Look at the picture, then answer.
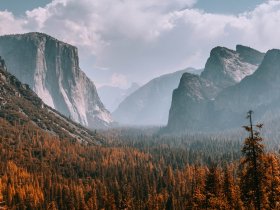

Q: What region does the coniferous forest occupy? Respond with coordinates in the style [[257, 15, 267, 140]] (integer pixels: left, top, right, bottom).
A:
[[1, 112, 280, 210]]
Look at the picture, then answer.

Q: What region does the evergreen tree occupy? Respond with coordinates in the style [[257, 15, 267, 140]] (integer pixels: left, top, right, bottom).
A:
[[204, 164, 225, 209], [240, 110, 265, 210]]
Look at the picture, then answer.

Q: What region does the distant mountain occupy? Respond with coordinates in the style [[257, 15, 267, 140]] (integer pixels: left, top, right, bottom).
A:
[[166, 45, 265, 132], [98, 83, 139, 112], [0, 32, 113, 128], [0, 57, 102, 144], [113, 68, 198, 125]]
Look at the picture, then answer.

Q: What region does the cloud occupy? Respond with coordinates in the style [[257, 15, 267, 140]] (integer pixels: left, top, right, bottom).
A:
[[0, 11, 25, 34], [1, 0, 280, 87]]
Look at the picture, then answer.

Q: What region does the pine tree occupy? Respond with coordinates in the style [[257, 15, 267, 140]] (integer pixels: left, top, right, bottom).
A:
[[204, 164, 225, 209], [240, 110, 266, 210]]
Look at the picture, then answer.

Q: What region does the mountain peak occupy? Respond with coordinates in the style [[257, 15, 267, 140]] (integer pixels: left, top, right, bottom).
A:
[[252, 49, 280, 80], [201, 45, 261, 88], [179, 72, 200, 87], [210, 46, 235, 58], [236, 44, 256, 52], [178, 72, 219, 100], [257, 49, 280, 72], [265, 48, 280, 57], [2, 32, 77, 51]]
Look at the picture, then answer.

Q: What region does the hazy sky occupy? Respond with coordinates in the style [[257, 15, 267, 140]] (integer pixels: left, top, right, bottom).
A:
[[1, 0, 278, 88]]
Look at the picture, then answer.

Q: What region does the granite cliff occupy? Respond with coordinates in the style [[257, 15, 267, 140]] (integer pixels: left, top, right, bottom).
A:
[[0, 32, 113, 128]]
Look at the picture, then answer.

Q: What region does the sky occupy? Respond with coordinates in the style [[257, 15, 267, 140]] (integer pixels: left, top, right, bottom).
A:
[[1, 0, 279, 88]]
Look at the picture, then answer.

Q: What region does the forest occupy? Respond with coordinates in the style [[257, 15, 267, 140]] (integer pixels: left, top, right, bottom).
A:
[[1, 114, 280, 210]]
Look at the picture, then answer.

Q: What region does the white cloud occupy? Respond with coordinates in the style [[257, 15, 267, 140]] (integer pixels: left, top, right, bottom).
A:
[[1, 0, 280, 87], [24, 0, 196, 45], [0, 11, 25, 35]]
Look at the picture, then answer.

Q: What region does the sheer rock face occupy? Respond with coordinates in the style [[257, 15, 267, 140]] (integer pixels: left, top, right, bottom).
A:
[[0, 32, 112, 128], [166, 45, 266, 132]]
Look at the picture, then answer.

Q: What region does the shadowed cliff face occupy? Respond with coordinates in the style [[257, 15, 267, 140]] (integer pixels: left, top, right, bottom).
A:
[[167, 73, 219, 131], [166, 45, 267, 133], [0, 32, 113, 128]]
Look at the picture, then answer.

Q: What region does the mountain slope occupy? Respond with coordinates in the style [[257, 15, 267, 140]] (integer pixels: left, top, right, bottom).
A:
[[166, 45, 265, 132], [0, 56, 102, 144], [0, 32, 112, 128], [113, 69, 197, 125]]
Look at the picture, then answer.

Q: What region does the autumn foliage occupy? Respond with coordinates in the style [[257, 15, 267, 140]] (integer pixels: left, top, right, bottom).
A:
[[1, 117, 280, 209]]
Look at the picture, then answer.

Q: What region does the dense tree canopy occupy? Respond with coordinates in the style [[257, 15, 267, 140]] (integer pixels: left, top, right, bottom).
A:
[[0, 117, 280, 209]]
